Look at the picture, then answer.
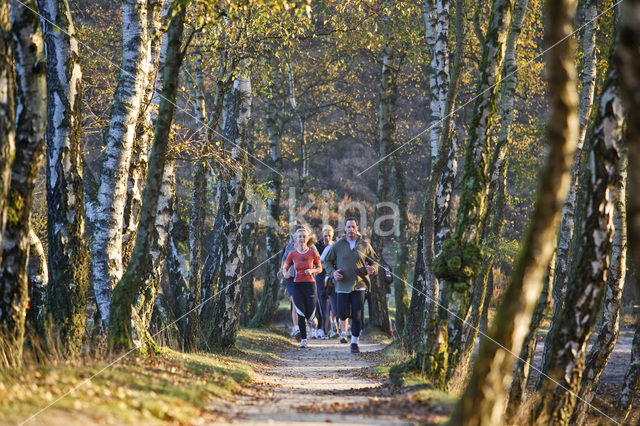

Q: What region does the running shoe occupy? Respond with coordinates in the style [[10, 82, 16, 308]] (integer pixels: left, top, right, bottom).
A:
[[299, 339, 308, 348], [350, 343, 360, 354], [340, 332, 348, 344], [311, 328, 317, 339], [293, 326, 301, 342], [329, 330, 337, 339], [317, 329, 326, 339]]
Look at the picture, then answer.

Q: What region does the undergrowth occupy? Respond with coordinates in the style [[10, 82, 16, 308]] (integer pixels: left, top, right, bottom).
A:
[[0, 327, 290, 425]]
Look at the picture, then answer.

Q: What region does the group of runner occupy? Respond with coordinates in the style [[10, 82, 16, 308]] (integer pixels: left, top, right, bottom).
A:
[[280, 217, 390, 354]]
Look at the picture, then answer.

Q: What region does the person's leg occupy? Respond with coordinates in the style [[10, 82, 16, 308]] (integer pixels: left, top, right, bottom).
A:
[[291, 284, 308, 342], [350, 290, 366, 342], [337, 293, 350, 343], [290, 297, 298, 328]]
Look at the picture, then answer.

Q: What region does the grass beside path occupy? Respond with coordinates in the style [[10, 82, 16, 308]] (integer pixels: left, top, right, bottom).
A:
[[0, 327, 290, 425]]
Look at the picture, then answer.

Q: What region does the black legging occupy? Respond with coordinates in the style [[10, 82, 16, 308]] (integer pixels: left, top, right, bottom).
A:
[[291, 281, 317, 340], [337, 290, 366, 338]]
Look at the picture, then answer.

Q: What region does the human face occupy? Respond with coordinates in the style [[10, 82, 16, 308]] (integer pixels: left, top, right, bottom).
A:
[[344, 220, 358, 240], [323, 228, 334, 245], [295, 230, 309, 248]]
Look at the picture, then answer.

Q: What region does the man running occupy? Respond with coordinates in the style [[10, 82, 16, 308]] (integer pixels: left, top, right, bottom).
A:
[[322, 217, 378, 354]]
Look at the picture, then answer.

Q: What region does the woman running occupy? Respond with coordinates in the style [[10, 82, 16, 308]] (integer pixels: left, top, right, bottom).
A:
[[282, 227, 323, 348]]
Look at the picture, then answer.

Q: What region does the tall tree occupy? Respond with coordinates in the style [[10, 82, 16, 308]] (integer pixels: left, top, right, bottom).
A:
[[612, 0, 640, 421], [250, 78, 285, 327], [108, 3, 185, 351], [534, 63, 623, 425], [206, 73, 252, 350], [91, 0, 156, 330], [452, 0, 579, 420], [450, 0, 529, 385], [426, 0, 514, 386], [370, 0, 396, 333], [121, 0, 168, 268], [571, 147, 627, 425], [540, 0, 599, 370], [38, 0, 89, 357], [0, 0, 35, 368]]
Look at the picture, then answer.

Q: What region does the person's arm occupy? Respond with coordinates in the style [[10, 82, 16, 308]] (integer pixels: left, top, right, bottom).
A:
[[282, 252, 294, 279], [306, 251, 323, 275], [323, 243, 339, 279], [365, 243, 378, 275]]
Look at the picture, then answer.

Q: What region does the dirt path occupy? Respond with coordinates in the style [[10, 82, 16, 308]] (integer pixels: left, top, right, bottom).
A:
[[210, 335, 445, 425]]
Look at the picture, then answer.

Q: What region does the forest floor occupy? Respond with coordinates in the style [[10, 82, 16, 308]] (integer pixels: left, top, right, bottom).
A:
[[1, 325, 637, 425], [208, 328, 452, 425]]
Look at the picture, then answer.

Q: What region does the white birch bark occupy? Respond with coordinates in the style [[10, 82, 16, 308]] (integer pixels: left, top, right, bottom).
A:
[[122, 0, 166, 267], [0, 0, 14, 267], [208, 74, 251, 350], [616, 0, 640, 421], [535, 61, 623, 426], [0, 0, 45, 367], [108, 5, 185, 351], [26, 229, 47, 331], [37, 0, 89, 357], [451, 0, 577, 421], [571, 147, 627, 425], [92, 0, 153, 330], [544, 0, 599, 361]]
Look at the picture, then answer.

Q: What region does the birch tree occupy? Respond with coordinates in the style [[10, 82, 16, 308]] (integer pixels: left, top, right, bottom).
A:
[[412, 0, 465, 375], [38, 0, 89, 357], [571, 147, 627, 425], [534, 64, 623, 426], [108, 4, 186, 351], [0, 0, 21, 367], [122, 0, 167, 267], [206, 73, 252, 350], [1, 0, 47, 357], [251, 81, 285, 327], [371, 1, 396, 333], [91, 0, 155, 330], [540, 0, 599, 370], [452, 0, 579, 421], [613, 0, 640, 421], [426, 0, 514, 386], [449, 0, 529, 384]]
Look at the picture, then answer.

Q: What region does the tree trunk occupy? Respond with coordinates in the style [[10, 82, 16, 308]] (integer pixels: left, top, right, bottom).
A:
[[448, 0, 528, 385], [207, 73, 251, 350], [251, 88, 284, 327], [38, 0, 89, 358], [391, 151, 409, 335], [0, 0, 45, 368], [26, 230, 47, 337], [371, 5, 395, 333], [91, 0, 153, 330], [616, 1, 640, 420], [165, 223, 188, 339], [618, 0, 640, 313], [542, 0, 599, 369], [571, 147, 627, 425], [122, 0, 166, 268], [130, 156, 176, 348], [286, 61, 307, 227], [0, 0, 14, 267], [451, 0, 579, 422], [403, 218, 426, 351], [239, 200, 258, 326], [505, 250, 554, 420], [422, 0, 450, 164], [428, 0, 514, 387], [534, 62, 623, 425], [617, 320, 640, 423], [108, 5, 185, 351]]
